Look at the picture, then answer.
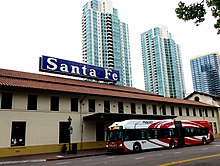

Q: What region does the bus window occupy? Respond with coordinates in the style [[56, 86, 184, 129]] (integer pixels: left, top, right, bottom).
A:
[[146, 130, 151, 139], [151, 129, 158, 139], [190, 128, 197, 136], [200, 128, 208, 135], [123, 130, 130, 141], [183, 128, 190, 137], [164, 129, 170, 138], [169, 129, 176, 138], [141, 130, 146, 140], [118, 130, 123, 140], [132, 130, 141, 140], [107, 130, 122, 142], [183, 127, 208, 137]]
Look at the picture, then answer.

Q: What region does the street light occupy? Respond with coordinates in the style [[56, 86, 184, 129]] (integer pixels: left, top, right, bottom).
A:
[[67, 116, 72, 153]]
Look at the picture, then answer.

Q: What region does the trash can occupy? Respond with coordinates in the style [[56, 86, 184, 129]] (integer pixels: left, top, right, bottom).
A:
[[71, 143, 77, 154]]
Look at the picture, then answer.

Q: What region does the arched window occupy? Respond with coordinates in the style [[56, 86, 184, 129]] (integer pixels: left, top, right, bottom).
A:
[[194, 96, 200, 102]]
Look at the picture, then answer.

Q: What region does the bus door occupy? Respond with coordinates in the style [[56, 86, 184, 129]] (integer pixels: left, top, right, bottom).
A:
[[174, 120, 185, 147]]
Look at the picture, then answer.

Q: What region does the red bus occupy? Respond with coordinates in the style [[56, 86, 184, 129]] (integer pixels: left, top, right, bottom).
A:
[[106, 119, 214, 153]]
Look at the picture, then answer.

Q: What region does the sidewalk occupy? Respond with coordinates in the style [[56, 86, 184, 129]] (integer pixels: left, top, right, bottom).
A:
[[0, 148, 107, 165]]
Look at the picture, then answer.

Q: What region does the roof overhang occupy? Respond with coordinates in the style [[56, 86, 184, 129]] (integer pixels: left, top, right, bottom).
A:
[[83, 113, 177, 122]]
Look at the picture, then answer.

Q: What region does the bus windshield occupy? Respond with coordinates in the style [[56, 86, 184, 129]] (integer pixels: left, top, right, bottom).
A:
[[107, 130, 123, 142]]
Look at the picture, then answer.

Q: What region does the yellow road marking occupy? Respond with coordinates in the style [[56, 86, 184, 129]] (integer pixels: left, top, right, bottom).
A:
[[158, 153, 220, 166]]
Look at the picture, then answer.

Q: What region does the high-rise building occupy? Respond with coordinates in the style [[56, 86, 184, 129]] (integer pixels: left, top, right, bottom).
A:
[[141, 26, 185, 98], [190, 52, 220, 96], [82, 0, 132, 86]]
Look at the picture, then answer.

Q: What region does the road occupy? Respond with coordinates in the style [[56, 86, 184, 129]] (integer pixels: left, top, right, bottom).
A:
[[6, 141, 220, 166]]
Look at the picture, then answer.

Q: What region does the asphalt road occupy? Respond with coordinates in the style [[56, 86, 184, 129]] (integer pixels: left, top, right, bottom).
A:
[[7, 141, 220, 166]]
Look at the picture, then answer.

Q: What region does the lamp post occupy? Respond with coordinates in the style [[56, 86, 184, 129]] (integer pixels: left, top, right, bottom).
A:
[[67, 116, 72, 153]]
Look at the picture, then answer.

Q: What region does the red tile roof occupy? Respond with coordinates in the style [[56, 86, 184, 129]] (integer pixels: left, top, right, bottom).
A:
[[185, 91, 220, 100], [0, 68, 214, 107]]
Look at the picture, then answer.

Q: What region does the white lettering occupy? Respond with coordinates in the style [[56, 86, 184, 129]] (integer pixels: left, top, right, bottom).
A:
[[82, 65, 87, 75], [104, 69, 111, 79], [112, 73, 118, 81], [89, 69, 97, 77], [60, 64, 69, 72], [42, 56, 120, 82], [143, 121, 153, 124], [71, 65, 80, 74], [46, 58, 57, 70]]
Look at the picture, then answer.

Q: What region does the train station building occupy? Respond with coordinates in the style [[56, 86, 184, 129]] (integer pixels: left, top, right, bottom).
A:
[[0, 68, 219, 157]]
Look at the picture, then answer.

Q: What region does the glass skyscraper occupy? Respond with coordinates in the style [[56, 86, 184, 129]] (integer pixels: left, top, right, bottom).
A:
[[141, 26, 185, 98], [190, 52, 220, 96], [82, 0, 132, 86]]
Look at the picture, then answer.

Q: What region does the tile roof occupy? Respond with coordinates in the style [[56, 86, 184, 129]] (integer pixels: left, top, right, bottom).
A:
[[185, 91, 220, 100], [0, 68, 214, 107]]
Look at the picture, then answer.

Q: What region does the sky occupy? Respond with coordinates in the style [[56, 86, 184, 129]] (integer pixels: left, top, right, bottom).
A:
[[0, 0, 219, 94]]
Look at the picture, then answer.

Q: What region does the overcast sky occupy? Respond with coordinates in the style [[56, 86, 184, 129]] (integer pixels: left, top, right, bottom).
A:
[[0, 0, 219, 94]]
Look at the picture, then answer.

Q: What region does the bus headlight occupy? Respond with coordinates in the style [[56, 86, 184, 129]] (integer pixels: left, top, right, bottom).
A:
[[119, 144, 122, 147]]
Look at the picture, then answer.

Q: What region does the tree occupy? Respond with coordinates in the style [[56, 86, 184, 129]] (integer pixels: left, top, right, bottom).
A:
[[175, 0, 220, 34]]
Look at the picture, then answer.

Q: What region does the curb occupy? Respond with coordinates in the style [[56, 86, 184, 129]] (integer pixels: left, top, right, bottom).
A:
[[0, 152, 107, 165], [0, 159, 46, 165]]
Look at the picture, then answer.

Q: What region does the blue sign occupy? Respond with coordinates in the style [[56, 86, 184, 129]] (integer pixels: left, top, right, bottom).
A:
[[39, 55, 120, 82]]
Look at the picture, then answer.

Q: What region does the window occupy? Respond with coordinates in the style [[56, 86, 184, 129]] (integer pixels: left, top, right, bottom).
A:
[[131, 103, 136, 114], [104, 100, 110, 113], [118, 102, 124, 113], [199, 109, 202, 117], [183, 127, 208, 137], [211, 110, 215, 117], [205, 109, 208, 117], [179, 107, 182, 116], [51, 96, 59, 111], [71, 98, 78, 112], [153, 105, 157, 115], [1, 92, 12, 109], [171, 106, 175, 115], [194, 96, 200, 101], [121, 128, 176, 141], [59, 122, 70, 143], [89, 99, 95, 112], [161, 105, 166, 115], [186, 107, 190, 116], [27, 94, 37, 110], [11, 122, 26, 146], [142, 104, 147, 114], [193, 108, 196, 116]]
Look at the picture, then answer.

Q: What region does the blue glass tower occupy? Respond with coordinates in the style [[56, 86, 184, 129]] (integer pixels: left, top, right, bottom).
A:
[[190, 52, 220, 96], [141, 26, 185, 98], [82, 0, 132, 86]]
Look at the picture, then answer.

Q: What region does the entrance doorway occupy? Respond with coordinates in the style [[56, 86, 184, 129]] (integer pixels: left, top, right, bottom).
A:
[[59, 122, 70, 143]]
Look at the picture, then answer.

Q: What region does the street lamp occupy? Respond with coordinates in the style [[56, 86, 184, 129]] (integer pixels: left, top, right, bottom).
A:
[[67, 116, 72, 153]]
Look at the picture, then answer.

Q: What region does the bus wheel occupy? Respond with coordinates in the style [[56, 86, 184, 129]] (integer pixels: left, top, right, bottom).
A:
[[133, 143, 141, 153], [169, 140, 175, 149], [202, 138, 207, 145]]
